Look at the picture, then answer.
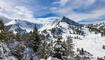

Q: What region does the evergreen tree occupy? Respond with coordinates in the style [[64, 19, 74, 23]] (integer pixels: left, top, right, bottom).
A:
[[65, 36, 74, 57], [102, 45, 105, 49], [101, 29, 105, 36], [46, 40, 54, 57], [38, 34, 54, 59], [80, 48, 84, 55], [16, 33, 21, 41], [38, 40, 47, 59], [46, 34, 50, 39], [37, 34, 48, 59], [28, 25, 41, 52], [0, 20, 4, 31], [0, 20, 9, 42], [53, 35, 65, 59]]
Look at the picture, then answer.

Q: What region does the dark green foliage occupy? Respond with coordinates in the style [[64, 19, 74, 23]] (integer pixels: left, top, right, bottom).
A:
[[0, 20, 5, 31], [38, 34, 54, 59], [42, 30, 47, 33], [0, 30, 9, 42], [16, 33, 21, 41], [53, 36, 64, 59], [28, 25, 41, 52], [38, 40, 47, 59], [102, 45, 105, 49], [70, 25, 84, 35], [75, 28, 84, 35], [38, 34, 48, 59], [45, 40, 54, 57], [64, 36, 74, 57], [82, 56, 90, 60], [97, 57, 105, 60], [80, 48, 84, 55], [51, 28, 56, 34], [10, 44, 25, 60], [38, 40, 54, 59], [29, 55, 34, 60], [86, 24, 104, 36], [33, 25, 38, 33], [56, 28, 62, 35], [46, 34, 50, 39], [0, 20, 9, 42], [101, 29, 105, 36]]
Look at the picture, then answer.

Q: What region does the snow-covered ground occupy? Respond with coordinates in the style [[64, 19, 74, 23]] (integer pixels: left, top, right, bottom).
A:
[[74, 27, 105, 57], [40, 17, 105, 58], [1, 15, 105, 59]]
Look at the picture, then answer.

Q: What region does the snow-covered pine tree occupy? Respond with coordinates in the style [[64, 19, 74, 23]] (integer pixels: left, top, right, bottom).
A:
[[65, 36, 74, 57], [0, 20, 9, 42], [37, 34, 48, 59], [28, 25, 41, 52], [53, 35, 65, 59]]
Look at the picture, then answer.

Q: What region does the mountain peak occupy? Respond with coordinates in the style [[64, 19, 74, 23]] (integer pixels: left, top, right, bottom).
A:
[[59, 16, 80, 26], [61, 16, 67, 20]]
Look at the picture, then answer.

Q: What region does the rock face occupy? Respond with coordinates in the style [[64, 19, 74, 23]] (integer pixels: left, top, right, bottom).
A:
[[60, 16, 80, 26], [52, 16, 81, 26]]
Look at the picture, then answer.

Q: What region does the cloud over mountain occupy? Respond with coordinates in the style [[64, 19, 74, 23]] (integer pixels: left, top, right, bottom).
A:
[[0, 0, 105, 23]]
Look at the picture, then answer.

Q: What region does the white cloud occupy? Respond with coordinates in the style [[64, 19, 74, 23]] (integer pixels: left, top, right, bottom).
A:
[[53, 0, 95, 7], [36, 17, 58, 24], [0, 0, 105, 23], [66, 8, 105, 21], [52, 0, 96, 12], [51, 0, 105, 22], [0, 0, 36, 22], [51, 7, 105, 22], [0, 6, 34, 21], [53, 0, 68, 6]]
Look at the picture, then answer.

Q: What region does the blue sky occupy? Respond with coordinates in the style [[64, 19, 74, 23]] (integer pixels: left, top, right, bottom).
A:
[[0, 0, 105, 23]]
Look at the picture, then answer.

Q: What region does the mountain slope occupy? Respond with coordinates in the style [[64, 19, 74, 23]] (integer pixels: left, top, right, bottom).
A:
[[5, 19, 43, 33], [40, 16, 82, 30], [0, 15, 105, 59], [40, 16, 105, 58], [0, 15, 55, 34]]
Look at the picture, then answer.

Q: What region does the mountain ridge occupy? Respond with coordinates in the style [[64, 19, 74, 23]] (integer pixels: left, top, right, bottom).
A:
[[0, 16, 105, 59]]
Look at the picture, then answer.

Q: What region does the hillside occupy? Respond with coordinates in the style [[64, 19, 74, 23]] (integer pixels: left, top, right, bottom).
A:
[[5, 19, 42, 34], [40, 16, 105, 59], [0, 16, 105, 60]]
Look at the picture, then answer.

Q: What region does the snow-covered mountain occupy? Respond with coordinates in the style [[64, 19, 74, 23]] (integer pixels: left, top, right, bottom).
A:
[[40, 16, 105, 58], [5, 19, 43, 34], [0, 15, 56, 34], [0, 15, 105, 59], [40, 16, 82, 30], [0, 15, 43, 33]]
